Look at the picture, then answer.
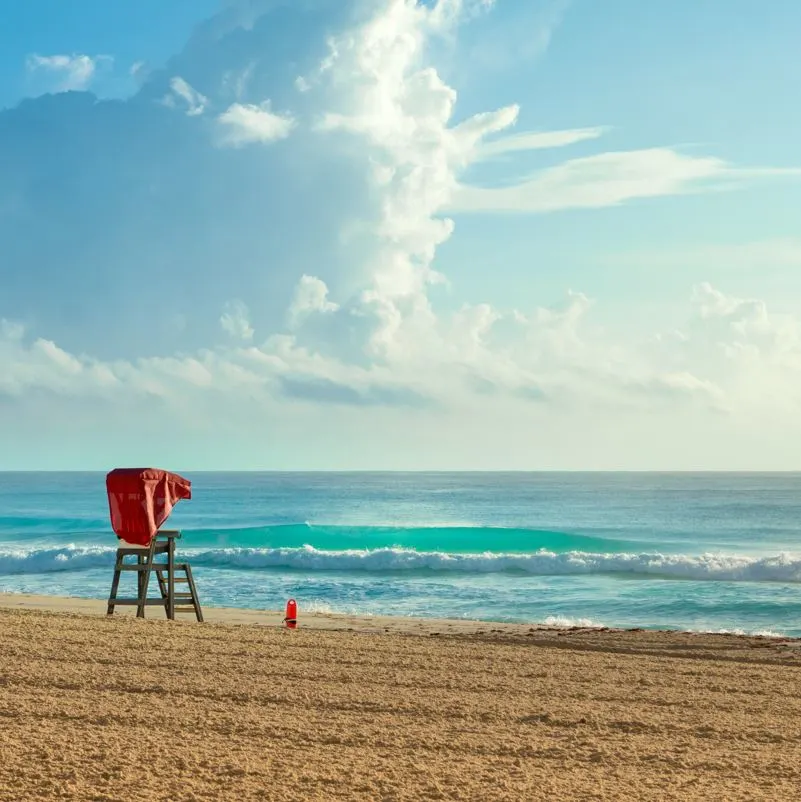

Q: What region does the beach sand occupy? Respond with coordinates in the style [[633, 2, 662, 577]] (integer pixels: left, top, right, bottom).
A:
[[2, 594, 801, 800]]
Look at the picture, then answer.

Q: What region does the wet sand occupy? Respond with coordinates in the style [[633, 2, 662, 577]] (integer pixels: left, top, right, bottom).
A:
[[2, 594, 801, 800]]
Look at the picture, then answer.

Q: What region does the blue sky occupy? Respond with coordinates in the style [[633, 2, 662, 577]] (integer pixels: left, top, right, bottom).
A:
[[1, 0, 801, 470]]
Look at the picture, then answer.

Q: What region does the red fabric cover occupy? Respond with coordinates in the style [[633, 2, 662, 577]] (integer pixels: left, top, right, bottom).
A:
[[106, 468, 191, 546]]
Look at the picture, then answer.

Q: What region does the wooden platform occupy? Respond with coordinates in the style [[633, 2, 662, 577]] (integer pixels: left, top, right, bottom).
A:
[[106, 530, 203, 622]]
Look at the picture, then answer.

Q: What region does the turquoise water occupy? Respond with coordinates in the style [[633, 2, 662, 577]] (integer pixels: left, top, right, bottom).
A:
[[2, 472, 801, 634]]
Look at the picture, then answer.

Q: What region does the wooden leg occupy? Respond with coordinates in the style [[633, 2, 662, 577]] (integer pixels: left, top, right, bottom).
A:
[[136, 543, 155, 618], [106, 550, 122, 615], [135, 553, 145, 618], [167, 537, 175, 621], [184, 565, 204, 623]]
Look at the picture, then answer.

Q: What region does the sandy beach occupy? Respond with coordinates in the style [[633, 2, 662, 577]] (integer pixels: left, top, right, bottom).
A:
[[2, 594, 801, 800]]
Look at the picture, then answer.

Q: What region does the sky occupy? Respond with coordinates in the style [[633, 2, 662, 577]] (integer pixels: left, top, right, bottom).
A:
[[1, 0, 801, 470]]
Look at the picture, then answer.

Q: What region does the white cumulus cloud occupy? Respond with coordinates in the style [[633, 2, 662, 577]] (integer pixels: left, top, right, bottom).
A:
[[288, 276, 339, 325], [216, 101, 295, 147]]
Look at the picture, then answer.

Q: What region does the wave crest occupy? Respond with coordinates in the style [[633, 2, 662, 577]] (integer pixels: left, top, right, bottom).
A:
[[3, 544, 801, 582]]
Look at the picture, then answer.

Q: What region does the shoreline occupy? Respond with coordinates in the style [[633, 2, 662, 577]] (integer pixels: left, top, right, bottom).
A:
[[3, 589, 801, 665], [1, 589, 609, 635]]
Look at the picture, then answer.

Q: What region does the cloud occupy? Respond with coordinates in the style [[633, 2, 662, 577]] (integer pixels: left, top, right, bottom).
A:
[[1, 13, 369, 362], [26, 53, 111, 91], [4, 269, 801, 469], [477, 126, 608, 159], [688, 282, 800, 360], [163, 76, 208, 115], [288, 275, 339, 325], [451, 148, 801, 214], [221, 63, 256, 101], [1, 320, 24, 341], [130, 61, 151, 87], [3, 277, 790, 418], [645, 282, 801, 416], [220, 300, 255, 341], [279, 375, 433, 408], [4, 0, 801, 468], [299, 0, 522, 373], [624, 371, 726, 411], [0, 328, 120, 399], [216, 101, 294, 146], [8, 1, 798, 413]]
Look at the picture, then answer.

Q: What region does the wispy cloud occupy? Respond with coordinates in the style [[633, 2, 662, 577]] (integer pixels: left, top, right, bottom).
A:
[[129, 60, 150, 87], [220, 300, 254, 341], [477, 126, 608, 159], [162, 76, 208, 116], [451, 148, 801, 214], [26, 53, 112, 91]]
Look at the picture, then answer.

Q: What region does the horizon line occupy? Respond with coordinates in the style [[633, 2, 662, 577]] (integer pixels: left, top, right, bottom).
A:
[[1, 469, 801, 475]]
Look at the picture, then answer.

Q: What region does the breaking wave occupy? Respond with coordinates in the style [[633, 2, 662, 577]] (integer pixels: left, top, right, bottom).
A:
[[179, 523, 647, 554], [4, 544, 801, 582]]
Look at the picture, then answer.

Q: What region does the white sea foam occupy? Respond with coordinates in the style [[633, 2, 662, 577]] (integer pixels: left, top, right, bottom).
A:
[[541, 615, 604, 628], [695, 627, 788, 638], [297, 600, 343, 615], [0, 545, 116, 574], [3, 544, 801, 582]]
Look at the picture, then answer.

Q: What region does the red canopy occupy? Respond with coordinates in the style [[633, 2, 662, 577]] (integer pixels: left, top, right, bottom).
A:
[[106, 468, 191, 547]]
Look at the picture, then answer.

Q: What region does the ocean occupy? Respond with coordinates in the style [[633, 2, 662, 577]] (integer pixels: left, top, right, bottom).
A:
[[2, 472, 801, 636]]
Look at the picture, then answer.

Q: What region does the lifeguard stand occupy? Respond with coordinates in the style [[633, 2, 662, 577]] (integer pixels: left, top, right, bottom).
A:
[[105, 468, 203, 622]]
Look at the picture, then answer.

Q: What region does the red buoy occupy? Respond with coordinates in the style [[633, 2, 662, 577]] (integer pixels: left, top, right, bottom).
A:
[[284, 598, 297, 629]]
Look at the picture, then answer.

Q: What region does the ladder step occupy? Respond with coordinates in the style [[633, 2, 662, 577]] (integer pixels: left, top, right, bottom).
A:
[[108, 599, 167, 606], [153, 572, 189, 582], [173, 607, 200, 613]]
